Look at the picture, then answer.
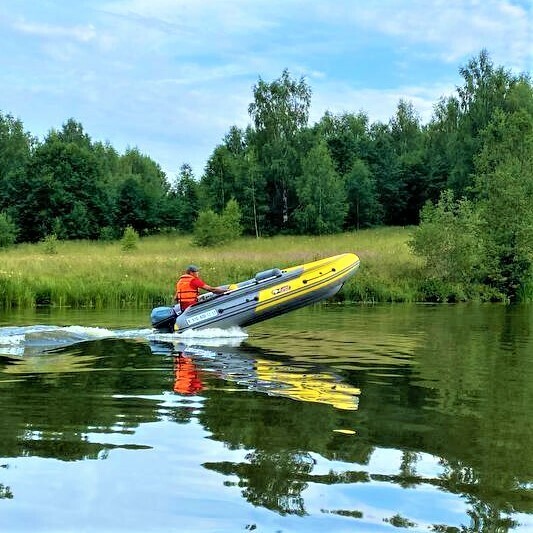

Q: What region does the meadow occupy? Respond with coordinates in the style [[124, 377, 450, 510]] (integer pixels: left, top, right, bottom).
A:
[[0, 226, 498, 308]]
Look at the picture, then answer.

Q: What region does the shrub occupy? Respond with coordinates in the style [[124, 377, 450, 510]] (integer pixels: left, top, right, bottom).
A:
[[192, 209, 221, 247], [99, 226, 116, 241], [193, 199, 243, 247], [42, 234, 58, 255], [409, 190, 484, 284], [220, 198, 243, 242], [121, 226, 139, 251]]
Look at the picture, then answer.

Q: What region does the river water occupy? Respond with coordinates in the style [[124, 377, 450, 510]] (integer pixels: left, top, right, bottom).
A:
[[0, 304, 531, 532]]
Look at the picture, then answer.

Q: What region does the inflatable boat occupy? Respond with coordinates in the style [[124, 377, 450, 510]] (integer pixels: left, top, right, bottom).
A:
[[150, 252, 360, 333]]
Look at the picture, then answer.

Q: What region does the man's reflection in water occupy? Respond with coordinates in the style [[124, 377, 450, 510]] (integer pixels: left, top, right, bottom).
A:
[[173, 354, 203, 394]]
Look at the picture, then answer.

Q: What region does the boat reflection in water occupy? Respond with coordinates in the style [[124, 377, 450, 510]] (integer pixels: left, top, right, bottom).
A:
[[150, 339, 360, 411], [173, 355, 204, 395]]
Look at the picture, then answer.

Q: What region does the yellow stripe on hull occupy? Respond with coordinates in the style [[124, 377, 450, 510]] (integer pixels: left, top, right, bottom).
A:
[[256, 253, 359, 312]]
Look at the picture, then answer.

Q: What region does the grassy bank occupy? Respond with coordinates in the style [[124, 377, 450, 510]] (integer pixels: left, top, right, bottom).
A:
[[0, 227, 507, 309]]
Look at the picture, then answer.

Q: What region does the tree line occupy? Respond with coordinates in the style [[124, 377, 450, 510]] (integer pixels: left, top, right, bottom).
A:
[[0, 50, 532, 300]]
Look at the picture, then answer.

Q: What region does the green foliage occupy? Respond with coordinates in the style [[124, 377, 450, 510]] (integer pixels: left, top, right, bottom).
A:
[[345, 158, 382, 229], [407, 54, 532, 301], [0, 112, 33, 213], [121, 226, 139, 252], [116, 177, 148, 233], [447, 50, 520, 196], [0, 212, 18, 248], [114, 148, 168, 234], [248, 68, 311, 138], [294, 141, 347, 234], [390, 101, 428, 224], [316, 111, 370, 176], [366, 122, 402, 225], [200, 141, 238, 214], [220, 198, 243, 242], [409, 190, 484, 284], [174, 163, 200, 231], [14, 124, 112, 242], [193, 199, 243, 247], [517, 279, 533, 302], [248, 69, 312, 232], [2, 118, 173, 243], [99, 226, 116, 241], [192, 209, 222, 247], [474, 94, 533, 300], [236, 143, 269, 237], [42, 233, 59, 255], [200, 128, 268, 237]]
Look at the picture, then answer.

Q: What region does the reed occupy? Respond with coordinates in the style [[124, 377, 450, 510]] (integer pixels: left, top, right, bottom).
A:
[[517, 280, 533, 303], [0, 227, 508, 308]]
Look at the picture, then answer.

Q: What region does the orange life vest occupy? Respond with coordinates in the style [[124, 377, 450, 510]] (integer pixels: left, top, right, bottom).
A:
[[173, 356, 203, 394], [175, 274, 199, 310]]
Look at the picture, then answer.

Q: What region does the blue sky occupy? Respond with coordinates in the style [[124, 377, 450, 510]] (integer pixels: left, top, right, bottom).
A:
[[1, 0, 531, 180]]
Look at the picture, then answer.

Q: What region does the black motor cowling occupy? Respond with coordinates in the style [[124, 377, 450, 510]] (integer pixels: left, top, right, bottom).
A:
[[150, 306, 178, 332]]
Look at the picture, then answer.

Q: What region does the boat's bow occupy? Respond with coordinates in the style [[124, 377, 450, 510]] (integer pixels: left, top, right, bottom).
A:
[[251, 252, 360, 321]]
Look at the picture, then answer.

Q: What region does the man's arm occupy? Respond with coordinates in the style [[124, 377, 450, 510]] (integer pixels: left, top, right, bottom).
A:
[[193, 277, 225, 295], [202, 284, 226, 295]]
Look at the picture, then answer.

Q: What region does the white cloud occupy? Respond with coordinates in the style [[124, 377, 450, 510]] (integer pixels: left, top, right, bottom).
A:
[[344, 0, 531, 69], [13, 20, 97, 42], [101, 0, 279, 46], [1, 0, 530, 180], [309, 81, 457, 126]]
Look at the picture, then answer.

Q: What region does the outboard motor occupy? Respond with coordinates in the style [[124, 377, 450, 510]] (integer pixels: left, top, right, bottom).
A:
[[151, 306, 179, 332]]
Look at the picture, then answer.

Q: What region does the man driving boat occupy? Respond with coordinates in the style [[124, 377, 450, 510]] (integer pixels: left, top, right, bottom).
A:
[[174, 264, 225, 311]]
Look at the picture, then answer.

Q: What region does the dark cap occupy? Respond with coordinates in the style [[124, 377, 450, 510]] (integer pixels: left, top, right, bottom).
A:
[[186, 264, 200, 273]]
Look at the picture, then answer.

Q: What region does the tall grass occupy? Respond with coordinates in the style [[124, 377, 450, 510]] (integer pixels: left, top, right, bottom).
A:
[[517, 279, 533, 303], [0, 227, 505, 309]]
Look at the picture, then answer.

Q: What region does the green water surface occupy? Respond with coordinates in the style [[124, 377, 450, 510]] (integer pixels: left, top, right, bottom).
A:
[[0, 303, 531, 532]]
